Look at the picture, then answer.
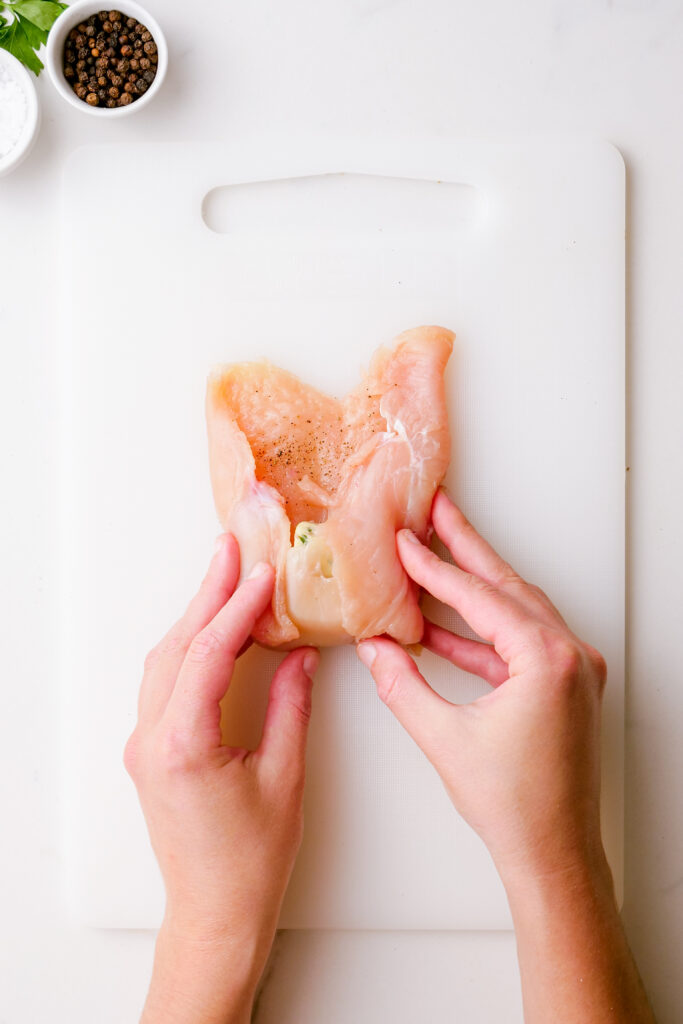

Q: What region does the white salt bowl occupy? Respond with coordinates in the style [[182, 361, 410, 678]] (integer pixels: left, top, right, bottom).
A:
[[0, 49, 40, 178]]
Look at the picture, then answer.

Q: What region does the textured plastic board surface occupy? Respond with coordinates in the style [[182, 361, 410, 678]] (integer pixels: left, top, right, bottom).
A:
[[59, 138, 624, 930]]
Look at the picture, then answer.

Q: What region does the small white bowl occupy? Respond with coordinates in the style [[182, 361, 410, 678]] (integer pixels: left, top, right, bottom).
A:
[[0, 50, 40, 178], [46, 0, 167, 117]]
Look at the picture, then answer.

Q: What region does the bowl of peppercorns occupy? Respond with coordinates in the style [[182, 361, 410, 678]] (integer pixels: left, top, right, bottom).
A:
[[46, 1, 167, 115]]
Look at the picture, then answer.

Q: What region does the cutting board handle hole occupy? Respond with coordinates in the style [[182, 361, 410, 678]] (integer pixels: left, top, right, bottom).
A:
[[202, 173, 482, 236]]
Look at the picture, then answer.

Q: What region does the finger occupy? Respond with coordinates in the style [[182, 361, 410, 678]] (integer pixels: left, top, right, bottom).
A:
[[432, 490, 565, 626], [422, 619, 509, 687], [432, 490, 520, 587], [137, 534, 241, 725], [397, 530, 532, 662], [257, 647, 319, 776], [357, 637, 457, 765], [162, 563, 275, 753]]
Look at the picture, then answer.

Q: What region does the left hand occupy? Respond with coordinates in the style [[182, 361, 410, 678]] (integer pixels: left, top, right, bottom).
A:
[[124, 534, 318, 1023]]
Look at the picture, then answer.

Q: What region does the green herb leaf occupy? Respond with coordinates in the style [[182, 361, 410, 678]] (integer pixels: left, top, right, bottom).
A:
[[11, 0, 66, 32], [0, 15, 43, 74], [15, 11, 48, 47], [0, 0, 67, 74]]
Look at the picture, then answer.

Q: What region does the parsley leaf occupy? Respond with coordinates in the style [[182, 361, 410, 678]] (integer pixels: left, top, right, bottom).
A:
[[16, 13, 48, 49], [0, 15, 43, 74], [11, 1, 65, 32], [0, 0, 66, 75]]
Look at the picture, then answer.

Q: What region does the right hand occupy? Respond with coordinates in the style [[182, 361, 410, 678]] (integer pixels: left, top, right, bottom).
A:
[[356, 490, 608, 885]]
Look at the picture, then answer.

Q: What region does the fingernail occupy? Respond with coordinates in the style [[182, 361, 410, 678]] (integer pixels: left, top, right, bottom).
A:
[[357, 642, 377, 668], [214, 533, 226, 555], [439, 484, 453, 501], [399, 528, 421, 545], [246, 561, 271, 580], [303, 650, 319, 677]]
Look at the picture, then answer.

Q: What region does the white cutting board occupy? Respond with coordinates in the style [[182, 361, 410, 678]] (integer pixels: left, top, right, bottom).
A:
[[59, 138, 624, 930]]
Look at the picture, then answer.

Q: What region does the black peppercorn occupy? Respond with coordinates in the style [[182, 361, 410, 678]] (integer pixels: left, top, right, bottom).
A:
[[62, 9, 158, 108]]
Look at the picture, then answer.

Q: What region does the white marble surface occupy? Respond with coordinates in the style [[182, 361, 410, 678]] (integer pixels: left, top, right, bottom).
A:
[[1, 1, 681, 1020]]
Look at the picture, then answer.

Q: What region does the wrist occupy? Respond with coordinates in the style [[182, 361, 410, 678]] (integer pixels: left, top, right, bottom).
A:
[[496, 840, 657, 1024], [490, 816, 610, 890], [497, 837, 616, 922], [140, 916, 270, 1024], [163, 899, 268, 946]]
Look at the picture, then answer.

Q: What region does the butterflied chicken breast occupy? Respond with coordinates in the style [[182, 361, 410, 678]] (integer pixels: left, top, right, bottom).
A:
[[206, 325, 454, 647]]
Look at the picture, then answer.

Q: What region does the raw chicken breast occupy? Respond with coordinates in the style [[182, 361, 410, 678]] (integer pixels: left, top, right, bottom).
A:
[[206, 326, 454, 648]]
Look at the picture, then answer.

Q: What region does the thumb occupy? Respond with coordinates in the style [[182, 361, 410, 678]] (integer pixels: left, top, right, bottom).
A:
[[257, 647, 319, 773], [357, 637, 456, 765]]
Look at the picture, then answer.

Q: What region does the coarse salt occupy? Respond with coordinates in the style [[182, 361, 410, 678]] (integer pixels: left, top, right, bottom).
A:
[[0, 61, 29, 160]]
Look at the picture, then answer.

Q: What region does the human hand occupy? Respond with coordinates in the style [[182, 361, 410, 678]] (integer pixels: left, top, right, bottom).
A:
[[124, 534, 318, 1024], [358, 495, 659, 1023], [357, 489, 607, 885]]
